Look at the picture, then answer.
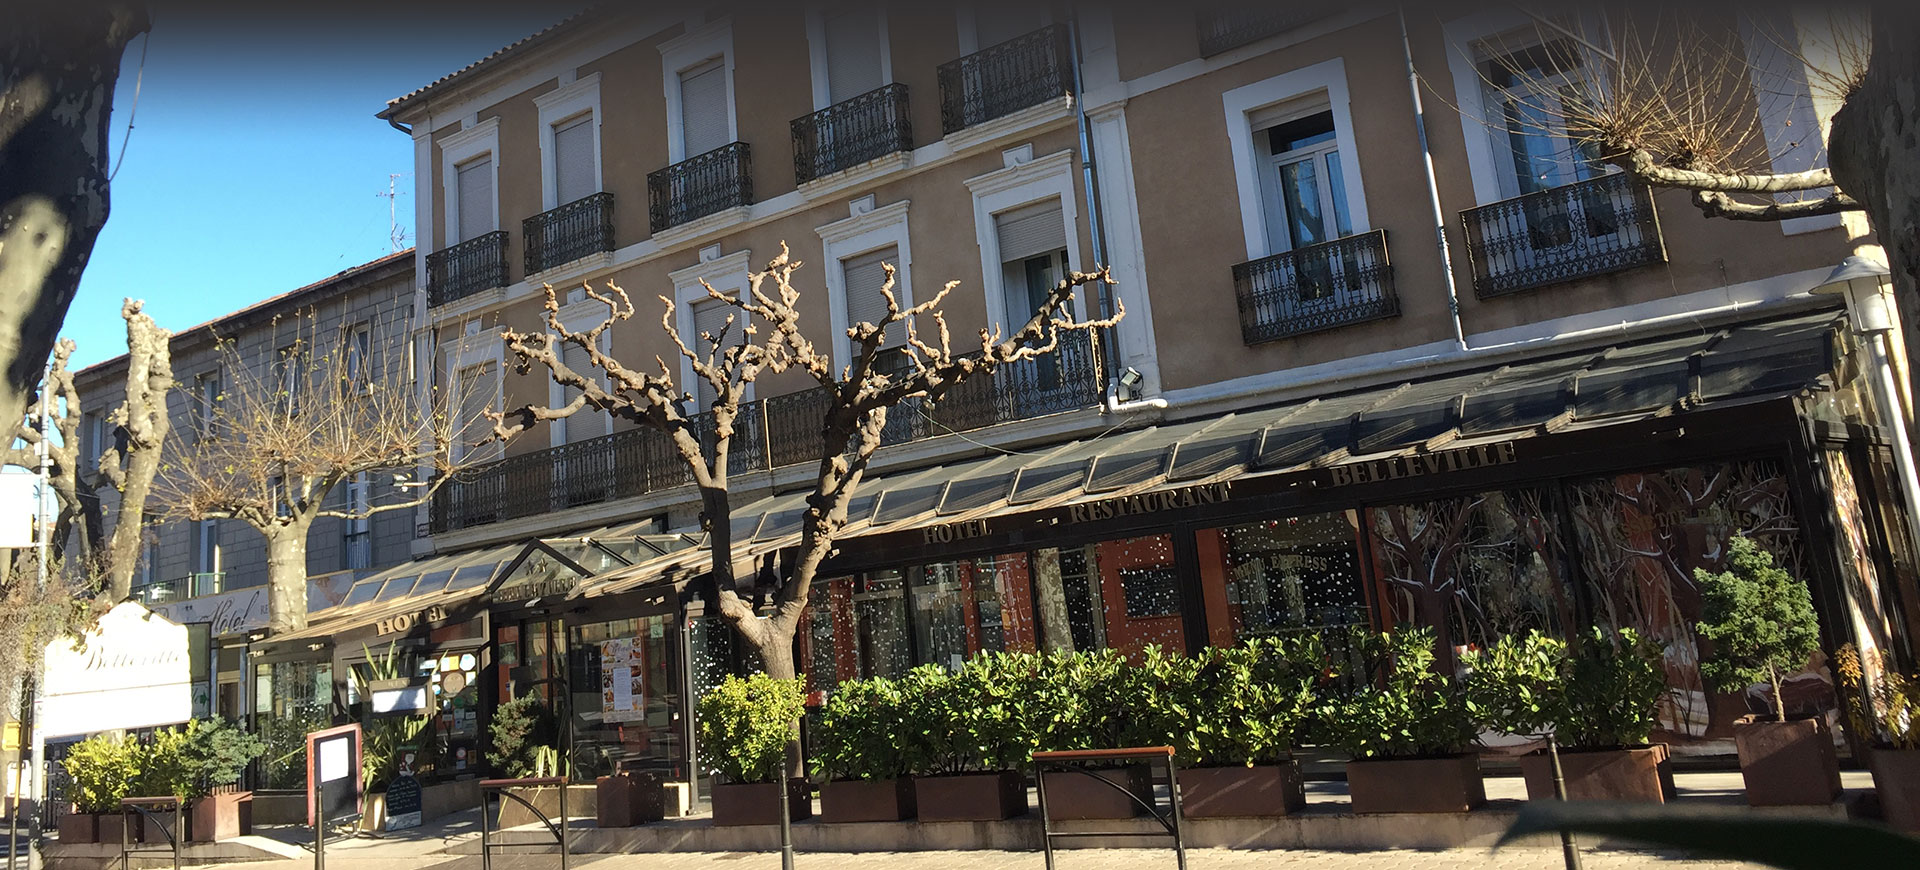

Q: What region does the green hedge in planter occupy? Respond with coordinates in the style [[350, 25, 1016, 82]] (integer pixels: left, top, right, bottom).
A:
[[812, 676, 911, 781], [1319, 627, 1475, 759], [1464, 626, 1665, 749], [899, 654, 1044, 776], [1135, 637, 1321, 767], [62, 734, 137, 814], [697, 673, 806, 784]]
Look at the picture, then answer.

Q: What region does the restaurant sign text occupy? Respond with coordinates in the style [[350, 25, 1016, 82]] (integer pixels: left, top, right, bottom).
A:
[[1325, 442, 1518, 487]]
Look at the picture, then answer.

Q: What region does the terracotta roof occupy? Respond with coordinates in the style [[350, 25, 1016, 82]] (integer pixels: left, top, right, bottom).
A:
[[75, 248, 416, 380], [378, 9, 596, 121]]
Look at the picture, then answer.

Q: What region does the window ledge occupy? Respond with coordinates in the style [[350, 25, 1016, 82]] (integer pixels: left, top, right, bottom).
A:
[[526, 251, 615, 290], [942, 95, 1075, 156], [428, 285, 507, 320], [649, 205, 752, 251], [798, 152, 913, 202]]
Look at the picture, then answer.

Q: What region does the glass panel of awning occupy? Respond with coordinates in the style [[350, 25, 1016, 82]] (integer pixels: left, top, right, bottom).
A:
[[448, 560, 505, 591]]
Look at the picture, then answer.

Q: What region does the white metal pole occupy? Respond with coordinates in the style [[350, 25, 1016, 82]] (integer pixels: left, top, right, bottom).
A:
[[1845, 281, 1920, 557], [26, 362, 51, 870]]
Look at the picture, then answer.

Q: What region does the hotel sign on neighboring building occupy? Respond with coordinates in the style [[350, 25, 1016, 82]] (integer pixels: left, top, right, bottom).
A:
[[152, 586, 271, 637], [40, 602, 193, 738]]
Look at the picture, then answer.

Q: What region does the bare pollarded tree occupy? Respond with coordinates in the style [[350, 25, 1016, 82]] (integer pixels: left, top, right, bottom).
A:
[[158, 311, 489, 635], [495, 243, 1119, 681]]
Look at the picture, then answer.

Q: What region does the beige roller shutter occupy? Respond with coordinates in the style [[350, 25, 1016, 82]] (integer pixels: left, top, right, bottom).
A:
[[561, 341, 608, 442], [842, 246, 904, 347], [455, 362, 498, 461], [994, 199, 1066, 263], [691, 297, 741, 408], [456, 157, 494, 243], [825, 7, 884, 104], [679, 60, 730, 158], [553, 114, 597, 205]]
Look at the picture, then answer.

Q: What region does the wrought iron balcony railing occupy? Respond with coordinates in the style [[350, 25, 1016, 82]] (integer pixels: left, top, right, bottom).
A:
[[937, 25, 1072, 135], [524, 192, 615, 274], [132, 572, 226, 605], [430, 330, 1105, 533], [1195, 5, 1331, 56], [792, 83, 914, 185], [1232, 229, 1398, 344], [426, 231, 509, 308], [647, 142, 753, 234], [1460, 173, 1666, 298]]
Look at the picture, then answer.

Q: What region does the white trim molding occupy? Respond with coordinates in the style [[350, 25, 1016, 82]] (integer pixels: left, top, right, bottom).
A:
[[1085, 101, 1161, 398], [438, 116, 502, 249], [1738, 11, 1845, 236], [817, 198, 914, 369], [964, 148, 1085, 335], [534, 71, 604, 211], [943, 95, 1075, 157], [660, 17, 738, 163], [669, 249, 754, 399], [1220, 57, 1369, 261]]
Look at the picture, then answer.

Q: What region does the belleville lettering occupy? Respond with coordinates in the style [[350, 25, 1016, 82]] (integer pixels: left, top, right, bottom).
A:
[[1326, 442, 1518, 487], [1067, 482, 1231, 524]]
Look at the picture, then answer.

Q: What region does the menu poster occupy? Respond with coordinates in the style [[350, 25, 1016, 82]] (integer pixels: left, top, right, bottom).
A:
[[599, 638, 645, 722]]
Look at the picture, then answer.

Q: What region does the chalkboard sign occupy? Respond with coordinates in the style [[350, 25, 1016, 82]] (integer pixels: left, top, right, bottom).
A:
[[306, 724, 363, 826], [384, 773, 423, 831]]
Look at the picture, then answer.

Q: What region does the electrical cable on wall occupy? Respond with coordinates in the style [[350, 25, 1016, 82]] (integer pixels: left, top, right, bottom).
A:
[[108, 29, 151, 183]]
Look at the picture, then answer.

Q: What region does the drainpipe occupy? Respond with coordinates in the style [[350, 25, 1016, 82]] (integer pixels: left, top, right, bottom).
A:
[[1066, 14, 1125, 401], [1400, 6, 1469, 352], [386, 117, 412, 136]]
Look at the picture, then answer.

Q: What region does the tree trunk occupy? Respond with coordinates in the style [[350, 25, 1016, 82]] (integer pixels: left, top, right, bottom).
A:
[[264, 522, 312, 635], [1830, 7, 1920, 406], [101, 427, 160, 600], [0, 4, 147, 433], [1032, 547, 1075, 652]]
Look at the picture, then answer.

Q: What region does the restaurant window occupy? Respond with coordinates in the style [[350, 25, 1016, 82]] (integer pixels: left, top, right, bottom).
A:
[[570, 614, 684, 783], [254, 660, 333, 789], [1196, 511, 1370, 648]]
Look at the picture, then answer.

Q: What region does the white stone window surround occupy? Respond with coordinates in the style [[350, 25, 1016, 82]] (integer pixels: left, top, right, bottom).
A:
[[669, 248, 756, 402], [817, 198, 914, 369], [547, 294, 617, 448], [1737, 11, 1845, 236], [445, 329, 504, 463], [804, 7, 895, 111], [660, 18, 739, 164], [1220, 58, 1371, 261], [438, 117, 502, 249], [964, 148, 1087, 336], [535, 71, 605, 212]]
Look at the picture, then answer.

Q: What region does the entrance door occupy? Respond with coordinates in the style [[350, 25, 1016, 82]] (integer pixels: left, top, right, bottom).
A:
[[1091, 534, 1186, 659]]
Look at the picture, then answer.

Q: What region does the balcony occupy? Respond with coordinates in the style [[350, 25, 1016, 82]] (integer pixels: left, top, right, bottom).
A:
[[524, 192, 615, 275], [132, 572, 226, 605], [1195, 5, 1332, 56], [426, 230, 509, 308], [937, 25, 1072, 135], [792, 83, 914, 186], [430, 329, 1105, 534], [1460, 173, 1666, 299], [1231, 229, 1398, 344], [647, 142, 753, 234]]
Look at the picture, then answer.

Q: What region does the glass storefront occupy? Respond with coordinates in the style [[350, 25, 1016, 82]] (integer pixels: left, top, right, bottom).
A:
[[254, 659, 333, 789], [569, 614, 685, 782]]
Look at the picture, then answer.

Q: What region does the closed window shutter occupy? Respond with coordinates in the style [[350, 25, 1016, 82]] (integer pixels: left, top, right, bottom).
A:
[[975, 8, 1043, 49], [561, 341, 608, 443], [553, 114, 597, 205], [679, 61, 730, 158], [456, 157, 494, 243], [691, 298, 740, 408], [457, 362, 497, 460], [825, 8, 884, 104], [842, 246, 903, 347], [995, 199, 1066, 263]]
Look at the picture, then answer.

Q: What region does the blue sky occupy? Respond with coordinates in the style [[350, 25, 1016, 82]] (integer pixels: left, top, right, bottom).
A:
[[67, 5, 572, 370]]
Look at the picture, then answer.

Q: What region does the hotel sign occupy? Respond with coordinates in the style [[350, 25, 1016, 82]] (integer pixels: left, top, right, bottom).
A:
[[376, 605, 449, 637], [1325, 442, 1519, 487]]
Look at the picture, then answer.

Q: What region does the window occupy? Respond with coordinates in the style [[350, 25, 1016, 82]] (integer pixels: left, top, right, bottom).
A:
[[822, 5, 886, 105], [195, 371, 222, 438], [1255, 109, 1353, 255], [1479, 38, 1605, 200], [138, 524, 159, 588], [83, 413, 106, 472], [553, 114, 597, 206], [689, 297, 742, 410], [455, 156, 495, 244], [558, 337, 610, 444], [994, 199, 1069, 334], [196, 519, 220, 575], [275, 344, 303, 416], [343, 473, 371, 571], [452, 362, 499, 463], [1120, 565, 1181, 618], [841, 245, 905, 351], [344, 322, 372, 387], [679, 59, 730, 159]]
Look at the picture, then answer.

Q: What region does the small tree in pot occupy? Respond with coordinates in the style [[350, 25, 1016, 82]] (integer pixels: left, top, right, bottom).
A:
[[176, 720, 264, 842], [1320, 627, 1483, 814], [1465, 627, 1671, 802], [1694, 536, 1837, 806], [696, 674, 809, 826], [812, 676, 915, 822], [1147, 636, 1320, 818], [901, 654, 1038, 822]]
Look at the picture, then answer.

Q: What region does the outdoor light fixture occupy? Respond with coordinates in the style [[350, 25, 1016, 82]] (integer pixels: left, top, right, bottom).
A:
[[1118, 366, 1144, 401]]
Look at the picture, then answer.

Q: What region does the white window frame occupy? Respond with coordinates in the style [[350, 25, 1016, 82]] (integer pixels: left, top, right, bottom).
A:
[[446, 332, 504, 464], [805, 6, 894, 111], [670, 249, 755, 402], [196, 370, 222, 438], [548, 293, 617, 448], [817, 198, 913, 369], [343, 472, 372, 571], [1221, 58, 1370, 261], [964, 149, 1086, 335], [660, 18, 738, 164], [344, 321, 372, 387], [1255, 106, 1354, 254], [535, 72, 604, 211], [1738, 11, 1844, 236], [1444, 11, 1614, 207], [439, 117, 502, 245]]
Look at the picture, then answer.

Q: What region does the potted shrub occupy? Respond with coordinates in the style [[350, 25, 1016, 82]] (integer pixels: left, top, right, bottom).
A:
[[178, 720, 264, 842], [696, 673, 810, 826], [812, 676, 915, 822], [904, 655, 1033, 822], [486, 694, 568, 828], [126, 727, 192, 844], [1835, 645, 1920, 830], [1029, 648, 1157, 820], [1465, 626, 1671, 802], [1695, 537, 1839, 806], [1152, 636, 1317, 818], [59, 733, 136, 843], [1320, 627, 1484, 814]]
